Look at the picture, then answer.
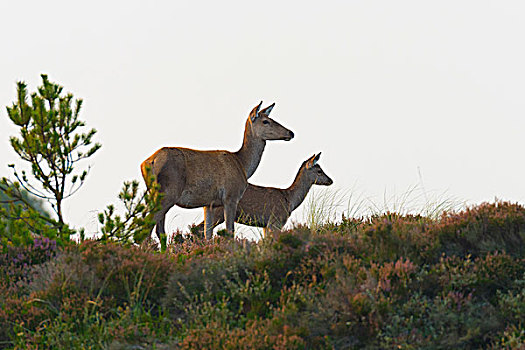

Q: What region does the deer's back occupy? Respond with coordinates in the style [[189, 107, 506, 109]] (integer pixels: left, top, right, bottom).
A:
[[142, 147, 248, 208], [235, 184, 290, 228]]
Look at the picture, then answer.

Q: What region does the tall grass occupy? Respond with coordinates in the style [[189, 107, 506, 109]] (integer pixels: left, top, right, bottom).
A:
[[369, 184, 465, 218], [302, 187, 348, 231], [301, 183, 466, 231]]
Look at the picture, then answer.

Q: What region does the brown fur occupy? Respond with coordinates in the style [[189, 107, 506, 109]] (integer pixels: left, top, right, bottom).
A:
[[141, 102, 294, 240], [195, 153, 333, 236]]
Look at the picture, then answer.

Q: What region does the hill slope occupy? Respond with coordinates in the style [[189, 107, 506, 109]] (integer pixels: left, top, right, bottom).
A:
[[1, 201, 524, 349]]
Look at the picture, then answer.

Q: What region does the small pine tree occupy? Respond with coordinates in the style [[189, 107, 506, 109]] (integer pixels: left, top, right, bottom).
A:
[[98, 168, 162, 248], [0, 74, 101, 235]]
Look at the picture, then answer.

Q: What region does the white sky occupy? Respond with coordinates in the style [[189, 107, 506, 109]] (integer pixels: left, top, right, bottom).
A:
[[1, 1, 524, 238]]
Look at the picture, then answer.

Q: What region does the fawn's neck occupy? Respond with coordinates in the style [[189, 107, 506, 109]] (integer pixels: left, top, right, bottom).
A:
[[284, 168, 313, 212]]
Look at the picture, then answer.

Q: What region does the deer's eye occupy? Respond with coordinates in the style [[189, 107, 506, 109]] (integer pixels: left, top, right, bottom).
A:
[[262, 120, 270, 125]]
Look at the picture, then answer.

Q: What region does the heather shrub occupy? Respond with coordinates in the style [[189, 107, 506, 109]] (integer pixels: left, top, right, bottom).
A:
[[497, 274, 525, 325], [163, 238, 262, 324], [164, 236, 313, 348], [0, 237, 58, 344], [165, 205, 524, 348], [378, 292, 501, 349], [175, 276, 321, 349], [29, 241, 174, 313], [0, 237, 58, 285], [1, 201, 524, 348], [256, 229, 312, 287], [285, 256, 418, 348], [425, 253, 524, 302], [0, 291, 52, 347], [178, 318, 306, 350], [177, 270, 273, 330], [294, 264, 386, 348], [254, 228, 355, 290], [12, 304, 174, 350], [329, 213, 437, 264], [491, 325, 525, 350], [326, 201, 525, 265], [8, 241, 175, 348], [435, 201, 525, 258]]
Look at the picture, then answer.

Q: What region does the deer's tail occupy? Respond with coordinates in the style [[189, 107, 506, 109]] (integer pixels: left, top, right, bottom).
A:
[[140, 157, 156, 188]]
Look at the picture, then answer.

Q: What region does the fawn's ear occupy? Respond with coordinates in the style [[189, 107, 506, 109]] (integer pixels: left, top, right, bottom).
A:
[[259, 103, 275, 117], [313, 152, 321, 164], [306, 153, 321, 169], [249, 101, 263, 122], [305, 153, 317, 169]]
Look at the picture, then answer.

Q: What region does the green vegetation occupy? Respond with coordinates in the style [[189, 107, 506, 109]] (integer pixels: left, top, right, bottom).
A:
[[1, 74, 101, 245], [0, 75, 159, 249], [3, 74, 101, 226], [0, 202, 524, 349], [1, 76, 524, 349], [98, 175, 162, 246], [0, 185, 54, 248]]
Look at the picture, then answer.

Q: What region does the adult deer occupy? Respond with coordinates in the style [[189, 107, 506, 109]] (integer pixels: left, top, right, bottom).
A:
[[194, 153, 333, 237], [141, 102, 294, 243]]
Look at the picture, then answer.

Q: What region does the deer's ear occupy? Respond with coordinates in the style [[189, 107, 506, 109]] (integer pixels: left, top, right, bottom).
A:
[[313, 152, 321, 165], [306, 154, 317, 169], [306, 153, 321, 169], [249, 101, 263, 122], [259, 103, 275, 117]]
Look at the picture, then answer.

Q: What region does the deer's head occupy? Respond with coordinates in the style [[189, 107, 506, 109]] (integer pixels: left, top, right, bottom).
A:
[[303, 153, 333, 186], [248, 101, 294, 141]]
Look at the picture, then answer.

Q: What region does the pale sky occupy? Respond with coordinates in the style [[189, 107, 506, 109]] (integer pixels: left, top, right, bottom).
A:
[[1, 1, 524, 238]]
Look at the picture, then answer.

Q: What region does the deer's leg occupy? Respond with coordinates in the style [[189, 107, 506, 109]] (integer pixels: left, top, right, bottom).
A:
[[215, 207, 226, 226], [204, 206, 215, 240], [223, 201, 239, 234], [154, 208, 167, 238], [196, 207, 225, 237], [154, 192, 178, 236], [154, 193, 178, 249], [153, 209, 169, 251]]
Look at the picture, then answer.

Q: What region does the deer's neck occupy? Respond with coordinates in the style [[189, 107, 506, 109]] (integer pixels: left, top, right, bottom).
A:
[[235, 125, 266, 178], [284, 169, 313, 212]]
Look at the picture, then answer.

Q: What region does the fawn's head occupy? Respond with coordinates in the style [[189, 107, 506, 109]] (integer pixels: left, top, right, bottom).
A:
[[247, 101, 294, 141], [302, 153, 333, 186]]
